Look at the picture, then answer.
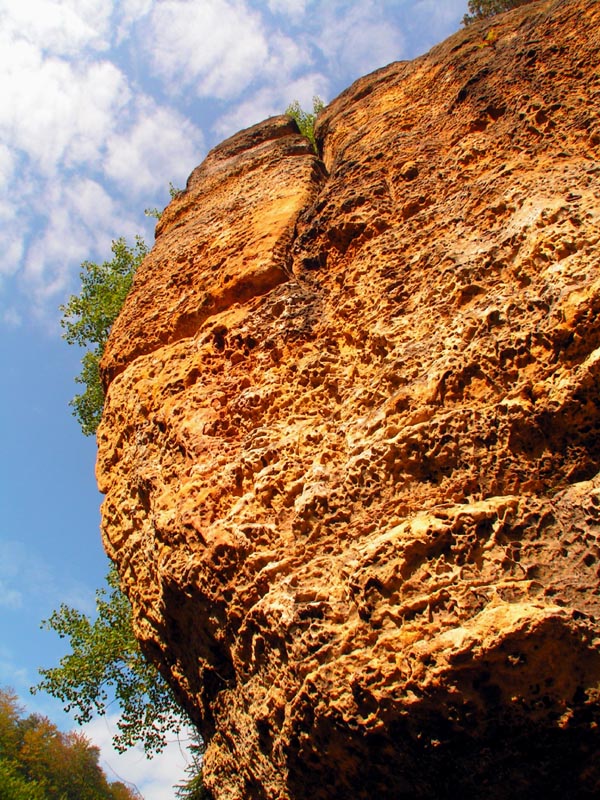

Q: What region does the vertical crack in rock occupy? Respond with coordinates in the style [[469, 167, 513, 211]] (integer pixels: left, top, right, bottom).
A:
[[98, 2, 600, 797], [101, 115, 327, 386]]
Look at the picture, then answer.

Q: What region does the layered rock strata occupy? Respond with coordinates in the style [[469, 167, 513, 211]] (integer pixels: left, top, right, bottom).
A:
[[98, 0, 600, 796]]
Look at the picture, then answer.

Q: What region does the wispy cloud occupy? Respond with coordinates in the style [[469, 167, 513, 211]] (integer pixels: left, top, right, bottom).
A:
[[2, 307, 22, 326], [213, 71, 329, 139], [267, 0, 309, 21], [1, 0, 466, 325], [0, 42, 128, 173], [103, 100, 203, 196], [0, 536, 98, 618], [0, 0, 204, 322], [0, 647, 31, 690], [83, 714, 196, 800], [0, 0, 112, 55], [0, 539, 54, 608], [313, 0, 406, 80], [209, 0, 410, 138], [146, 0, 269, 99], [413, 0, 470, 32], [0, 580, 22, 610]]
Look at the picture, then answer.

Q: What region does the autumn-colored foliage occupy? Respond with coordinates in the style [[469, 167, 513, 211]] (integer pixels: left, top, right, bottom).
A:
[[0, 688, 140, 800]]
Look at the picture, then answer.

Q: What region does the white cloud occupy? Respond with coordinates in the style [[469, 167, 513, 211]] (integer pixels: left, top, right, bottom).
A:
[[114, 0, 155, 42], [0, 648, 30, 689], [0, 537, 98, 620], [0, 0, 113, 55], [0, 0, 465, 326], [83, 714, 196, 800], [0, 143, 15, 188], [213, 90, 281, 139], [283, 73, 330, 110], [0, 147, 20, 270], [0, 0, 204, 317], [262, 30, 308, 81], [63, 178, 119, 233], [117, 0, 155, 22], [20, 177, 144, 311], [23, 197, 98, 303], [0, 37, 130, 175], [146, 1, 323, 105], [213, 71, 329, 139], [315, 0, 406, 79], [267, 0, 309, 21], [0, 232, 24, 279], [104, 100, 204, 195], [412, 0, 468, 31], [147, 0, 269, 98]]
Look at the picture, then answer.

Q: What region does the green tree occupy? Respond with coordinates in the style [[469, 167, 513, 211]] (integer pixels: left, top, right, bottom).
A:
[[176, 735, 210, 800], [57, 236, 209, 795], [34, 567, 186, 756], [463, 0, 536, 24], [34, 568, 209, 795], [0, 757, 46, 800], [60, 236, 148, 436], [285, 96, 325, 153]]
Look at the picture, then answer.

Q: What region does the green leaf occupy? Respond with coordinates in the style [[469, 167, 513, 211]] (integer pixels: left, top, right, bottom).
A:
[[60, 237, 148, 436], [34, 566, 186, 756], [285, 96, 325, 154]]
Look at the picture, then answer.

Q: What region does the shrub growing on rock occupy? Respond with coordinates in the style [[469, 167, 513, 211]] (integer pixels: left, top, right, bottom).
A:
[[463, 0, 536, 24], [285, 96, 325, 153]]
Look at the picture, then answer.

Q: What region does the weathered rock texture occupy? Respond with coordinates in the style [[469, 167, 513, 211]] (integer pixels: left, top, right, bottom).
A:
[[97, 1, 600, 797]]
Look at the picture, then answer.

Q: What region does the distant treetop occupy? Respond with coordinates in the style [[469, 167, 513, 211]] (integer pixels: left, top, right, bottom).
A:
[[0, 687, 140, 800], [463, 0, 537, 25]]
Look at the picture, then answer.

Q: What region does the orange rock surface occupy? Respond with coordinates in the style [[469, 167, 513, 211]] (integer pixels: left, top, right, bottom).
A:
[[98, 1, 600, 796]]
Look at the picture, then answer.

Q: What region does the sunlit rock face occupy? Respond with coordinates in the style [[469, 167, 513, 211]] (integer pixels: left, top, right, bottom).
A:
[[98, 1, 600, 797]]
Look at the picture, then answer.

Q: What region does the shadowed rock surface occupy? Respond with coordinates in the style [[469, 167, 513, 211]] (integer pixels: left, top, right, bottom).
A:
[[98, 1, 600, 796]]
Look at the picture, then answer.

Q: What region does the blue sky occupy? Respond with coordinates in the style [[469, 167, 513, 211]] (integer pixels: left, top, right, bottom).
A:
[[0, 0, 468, 796]]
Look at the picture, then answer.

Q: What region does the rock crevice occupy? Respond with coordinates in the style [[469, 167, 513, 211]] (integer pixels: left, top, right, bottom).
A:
[[101, 115, 327, 386]]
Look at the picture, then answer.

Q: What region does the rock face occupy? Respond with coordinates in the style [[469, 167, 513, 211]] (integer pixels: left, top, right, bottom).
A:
[[97, 1, 600, 797]]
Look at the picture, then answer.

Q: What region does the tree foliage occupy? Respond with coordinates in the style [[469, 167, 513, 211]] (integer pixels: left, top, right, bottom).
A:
[[285, 96, 325, 153], [60, 236, 148, 436], [34, 567, 186, 756], [34, 568, 209, 794], [0, 756, 46, 800], [175, 735, 211, 800], [463, 0, 536, 24], [0, 689, 139, 800], [57, 234, 208, 793]]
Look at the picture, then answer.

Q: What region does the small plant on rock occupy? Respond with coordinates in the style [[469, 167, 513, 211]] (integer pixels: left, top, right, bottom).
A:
[[285, 96, 325, 153], [145, 182, 184, 220]]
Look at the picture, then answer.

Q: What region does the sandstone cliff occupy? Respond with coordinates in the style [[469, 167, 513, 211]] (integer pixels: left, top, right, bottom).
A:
[[97, 1, 600, 796]]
